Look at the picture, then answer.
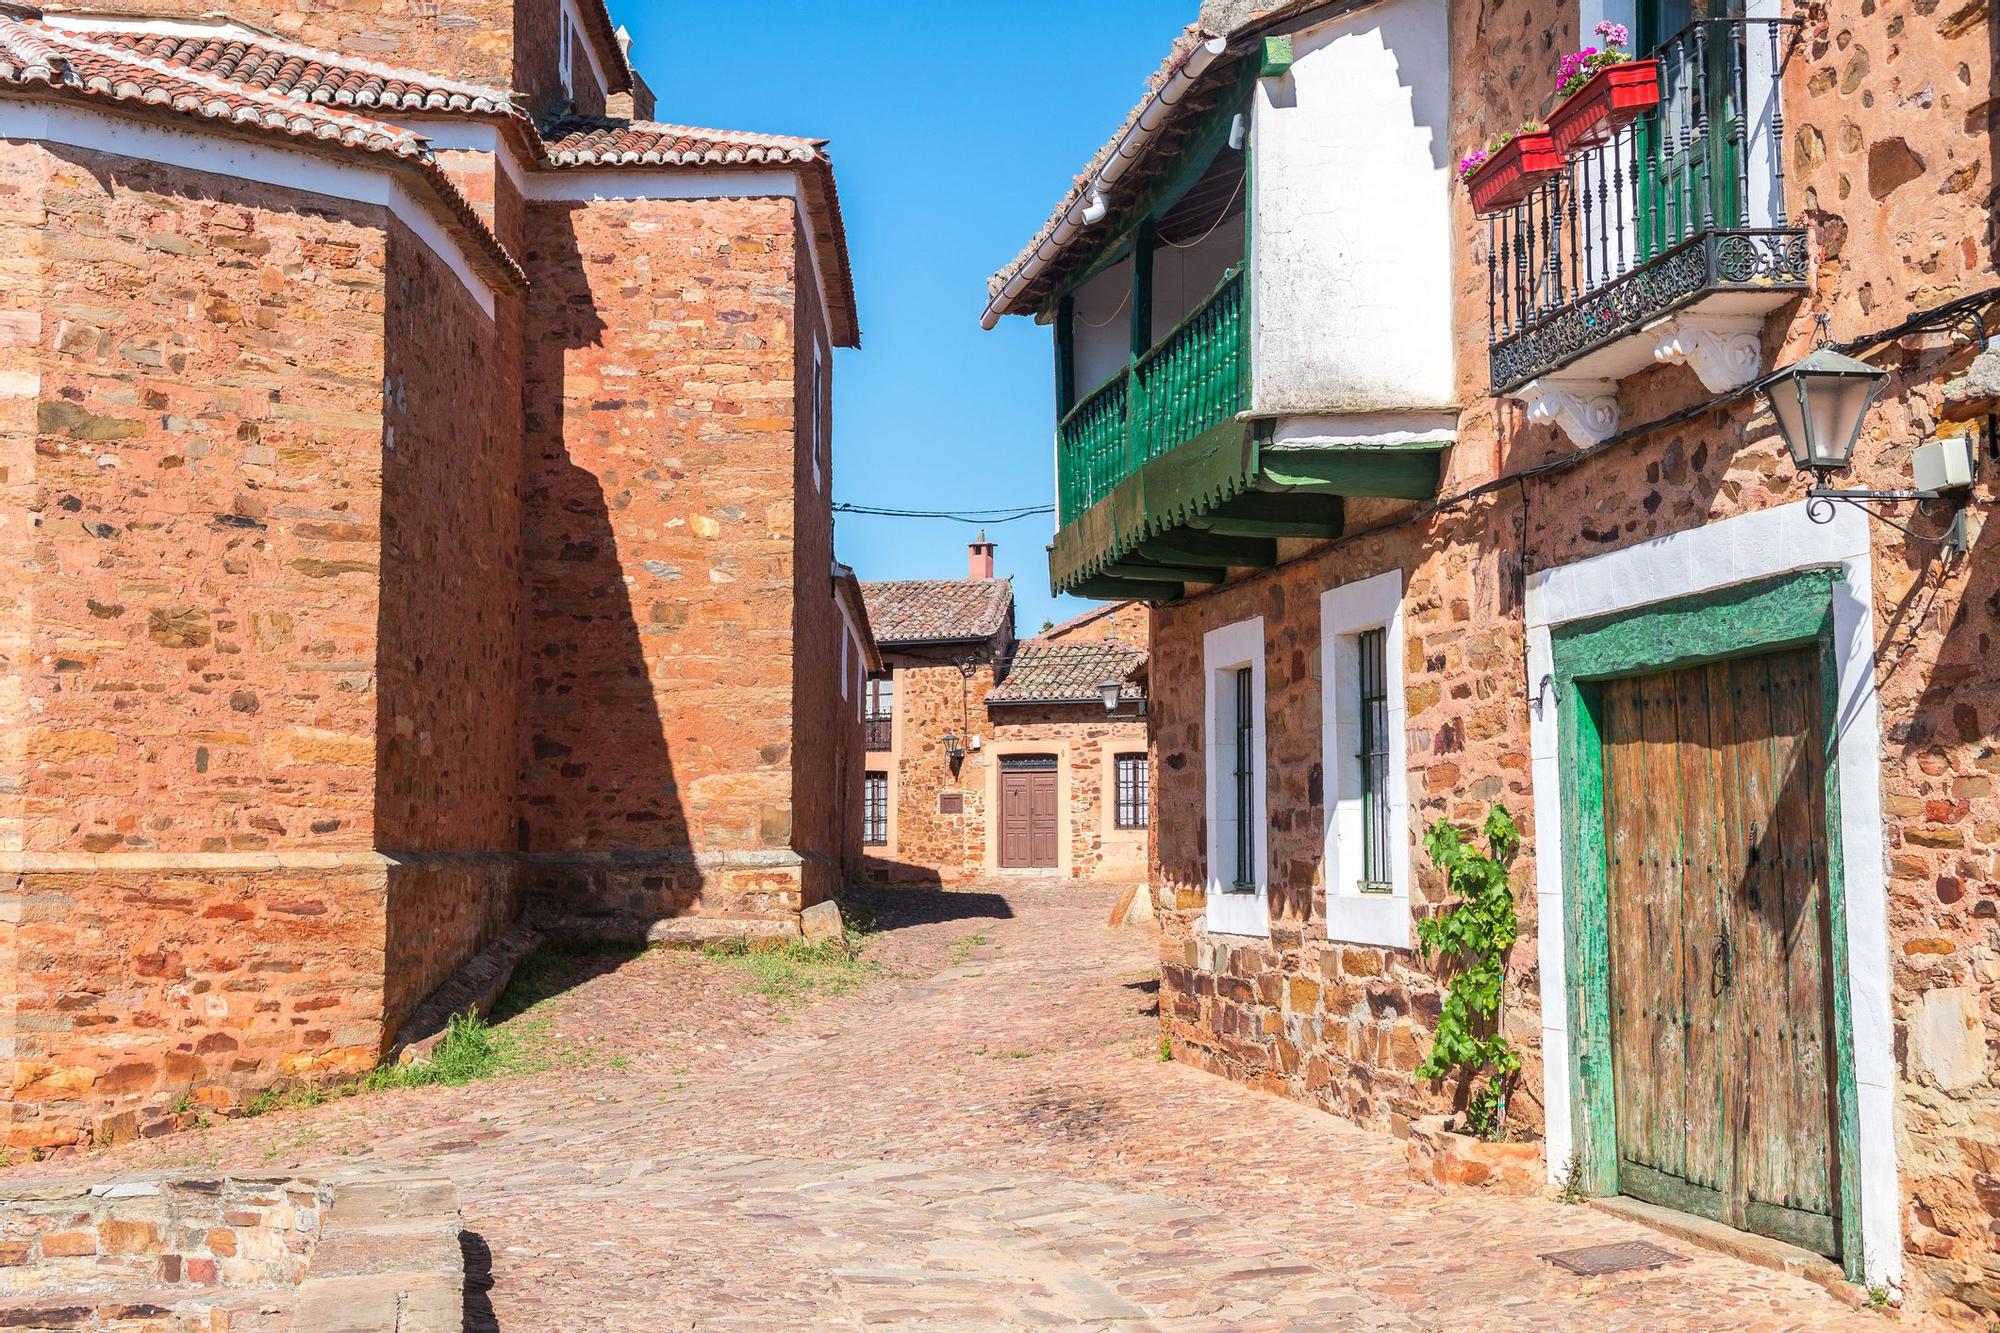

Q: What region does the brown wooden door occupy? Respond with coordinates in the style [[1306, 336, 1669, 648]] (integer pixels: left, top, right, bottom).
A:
[[1000, 759, 1059, 869], [1600, 646, 1840, 1258]]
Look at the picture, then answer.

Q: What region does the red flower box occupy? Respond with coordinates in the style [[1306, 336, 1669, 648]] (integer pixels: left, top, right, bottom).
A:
[[1548, 60, 1661, 156], [1465, 131, 1563, 215]]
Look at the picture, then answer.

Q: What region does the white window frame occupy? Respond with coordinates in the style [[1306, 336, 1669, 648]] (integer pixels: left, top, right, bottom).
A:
[[1321, 571, 1411, 948], [1204, 617, 1268, 937], [810, 343, 827, 492]]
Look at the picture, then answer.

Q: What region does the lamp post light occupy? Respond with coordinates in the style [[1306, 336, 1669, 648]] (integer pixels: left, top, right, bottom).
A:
[[1760, 324, 1973, 554]]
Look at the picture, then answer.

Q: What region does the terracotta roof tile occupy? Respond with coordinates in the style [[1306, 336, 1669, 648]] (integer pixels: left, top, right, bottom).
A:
[[988, 638, 1146, 706], [861, 579, 1013, 646], [539, 115, 821, 167], [72, 27, 517, 114], [0, 17, 525, 292]]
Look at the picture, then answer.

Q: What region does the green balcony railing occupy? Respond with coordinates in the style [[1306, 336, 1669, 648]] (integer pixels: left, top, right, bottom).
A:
[[1057, 266, 1246, 525]]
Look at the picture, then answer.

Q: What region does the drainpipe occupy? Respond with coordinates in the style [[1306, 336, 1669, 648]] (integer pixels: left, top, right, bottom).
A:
[[979, 35, 1230, 330]]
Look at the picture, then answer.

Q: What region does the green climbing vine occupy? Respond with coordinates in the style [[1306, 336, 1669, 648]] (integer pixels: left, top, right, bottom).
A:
[[1415, 805, 1522, 1140]]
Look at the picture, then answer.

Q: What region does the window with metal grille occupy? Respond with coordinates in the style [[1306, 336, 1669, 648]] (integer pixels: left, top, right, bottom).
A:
[[1114, 753, 1149, 829], [1233, 666, 1254, 888], [1356, 627, 1393, 893], [864, 674, 893, 751], [862, 772, 888, 846]]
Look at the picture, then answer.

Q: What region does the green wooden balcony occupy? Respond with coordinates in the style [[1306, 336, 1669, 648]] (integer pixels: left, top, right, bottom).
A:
[[1049, 267, 1451, 602]]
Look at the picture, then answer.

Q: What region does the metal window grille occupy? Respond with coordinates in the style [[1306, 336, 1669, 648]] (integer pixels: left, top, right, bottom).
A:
[[864, 675, 893, 751], [1233, 666, 1255, 889], [1357, 628, 1393, 893], [1115, 753, 1149, 829], [862, 772, 888, 846]]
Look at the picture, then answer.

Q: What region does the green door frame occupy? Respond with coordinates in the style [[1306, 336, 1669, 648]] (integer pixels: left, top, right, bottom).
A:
[[1550, 568, 1864, 1279]]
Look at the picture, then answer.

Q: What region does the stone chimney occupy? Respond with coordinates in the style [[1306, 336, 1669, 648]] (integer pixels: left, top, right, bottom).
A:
[[968, 532, 996, 581]]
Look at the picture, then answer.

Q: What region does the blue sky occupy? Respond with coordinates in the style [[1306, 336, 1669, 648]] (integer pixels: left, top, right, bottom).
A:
[[614, 1, 1191, 634]]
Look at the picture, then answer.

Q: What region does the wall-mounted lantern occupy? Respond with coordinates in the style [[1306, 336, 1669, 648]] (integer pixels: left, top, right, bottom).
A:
[[942, 731, 966, 762], [1762, 318, 1975, 554], [1098, 678, 1148, 718]]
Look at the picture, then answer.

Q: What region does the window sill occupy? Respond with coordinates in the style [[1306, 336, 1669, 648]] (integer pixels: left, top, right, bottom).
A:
[[1326, 891, 1410, 950]]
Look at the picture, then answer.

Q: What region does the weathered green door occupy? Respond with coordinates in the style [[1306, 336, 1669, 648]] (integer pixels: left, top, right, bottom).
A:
[[1599, 646, 1841, 1257], [1635, 0, 1746, 259]]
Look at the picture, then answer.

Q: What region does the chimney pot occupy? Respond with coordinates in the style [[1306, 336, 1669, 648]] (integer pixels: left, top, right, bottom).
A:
[[968, 531, 996, 581]]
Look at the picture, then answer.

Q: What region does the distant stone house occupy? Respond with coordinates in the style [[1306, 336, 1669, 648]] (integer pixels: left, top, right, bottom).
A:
[[859, 543, 1148, 884], [987, 0, 2000, 1314], [0, 0, 868, 1152]]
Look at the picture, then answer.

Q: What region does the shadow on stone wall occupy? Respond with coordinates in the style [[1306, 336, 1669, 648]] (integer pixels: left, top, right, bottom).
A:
[[514, 204, 697, 935]]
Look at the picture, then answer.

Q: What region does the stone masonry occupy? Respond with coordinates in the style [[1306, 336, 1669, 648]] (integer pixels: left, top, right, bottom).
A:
[[1138, 0, 2000, 1318], [0, 2, 862, 1152]]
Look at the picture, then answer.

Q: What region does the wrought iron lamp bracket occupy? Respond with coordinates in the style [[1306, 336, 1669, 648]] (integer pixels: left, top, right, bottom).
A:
[[1805, 485, 1970, 553]]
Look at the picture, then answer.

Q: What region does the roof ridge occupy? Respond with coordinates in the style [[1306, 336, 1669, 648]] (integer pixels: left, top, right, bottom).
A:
[[66, 21, 518, 112]]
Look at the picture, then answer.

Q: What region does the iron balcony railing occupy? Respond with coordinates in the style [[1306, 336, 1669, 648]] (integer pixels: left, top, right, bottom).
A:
[[1487, 18, 1807, 393], [863, 716, 892, 751], [1057, 265, 1247, 526]]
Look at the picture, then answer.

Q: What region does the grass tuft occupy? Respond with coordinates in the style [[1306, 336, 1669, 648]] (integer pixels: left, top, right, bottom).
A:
[[701, 939, 873, 1002]]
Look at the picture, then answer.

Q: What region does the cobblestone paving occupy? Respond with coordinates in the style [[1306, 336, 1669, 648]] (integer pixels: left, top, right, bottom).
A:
[[13, 882, 1896, 1330]]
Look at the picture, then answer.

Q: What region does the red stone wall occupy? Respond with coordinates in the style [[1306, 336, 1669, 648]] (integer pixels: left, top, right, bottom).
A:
[[1152, 2, 1998, 1315], [786, 238, 845, 907], [517, 193, 811, 933], [0, 142, 520, 1151], [1044, 600, 1148, 645], [861, 651, 999, 885], [9, 144, 389, 856], [987, 704, 1149, 882]]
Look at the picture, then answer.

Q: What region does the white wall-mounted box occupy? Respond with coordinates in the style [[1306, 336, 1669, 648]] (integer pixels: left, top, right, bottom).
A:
[[1914, 435, 1975, 491]]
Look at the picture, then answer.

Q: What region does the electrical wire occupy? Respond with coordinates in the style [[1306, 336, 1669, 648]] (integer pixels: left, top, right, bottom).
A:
[[835, 502, 1054, 524], [1157, 169, 1246, 251]]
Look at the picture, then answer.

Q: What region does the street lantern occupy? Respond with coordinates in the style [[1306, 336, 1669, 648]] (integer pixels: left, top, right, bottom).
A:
[[1098, 678, 1124, 713], [1761, 346, 1889, 479], [942, 731, 966, 761]]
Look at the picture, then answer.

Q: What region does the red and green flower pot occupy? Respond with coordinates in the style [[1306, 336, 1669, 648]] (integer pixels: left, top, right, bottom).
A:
[[1548, 59, 1661, 155], [1465, 131, 1564, 215]]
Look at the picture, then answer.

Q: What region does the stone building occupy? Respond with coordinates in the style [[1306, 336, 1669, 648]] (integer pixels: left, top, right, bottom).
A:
[[858, 544, 1149, 884], [987, 0, 2000, 1315], [0, 0, 869, 1152]]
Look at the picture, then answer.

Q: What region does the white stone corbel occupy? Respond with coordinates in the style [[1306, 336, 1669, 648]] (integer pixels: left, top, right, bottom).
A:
[[1651, 313, 1768, 393], [1517, 378, 1620, 446]]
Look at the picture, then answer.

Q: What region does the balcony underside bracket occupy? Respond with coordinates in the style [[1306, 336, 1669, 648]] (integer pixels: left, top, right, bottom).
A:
[[1135, 533, 1279, 567], [1255, 442, 1448, 500]]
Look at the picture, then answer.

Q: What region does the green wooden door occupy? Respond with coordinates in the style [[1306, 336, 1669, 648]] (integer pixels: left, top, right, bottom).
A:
[[1636, 0, 1746, 259], [1600, 646, 1840, 1257]]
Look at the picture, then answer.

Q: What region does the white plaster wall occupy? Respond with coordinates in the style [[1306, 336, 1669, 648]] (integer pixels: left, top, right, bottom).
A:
[[1150, 217, 1244, 345], [1072, 256, 1133, 400], [1249, 0, 1453, 415]]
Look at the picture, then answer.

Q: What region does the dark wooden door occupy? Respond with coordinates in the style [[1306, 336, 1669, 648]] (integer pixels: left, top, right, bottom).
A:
[[1600, 646, 1840, 1257], [1000, 759, 1059, 869]]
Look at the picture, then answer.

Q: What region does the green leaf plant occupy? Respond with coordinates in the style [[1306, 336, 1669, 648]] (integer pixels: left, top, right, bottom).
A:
[[1414, 806, 1522, 1140]]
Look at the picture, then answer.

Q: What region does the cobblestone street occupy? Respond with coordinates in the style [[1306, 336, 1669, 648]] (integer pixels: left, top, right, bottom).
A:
[[11, 882, 1893, 1329]]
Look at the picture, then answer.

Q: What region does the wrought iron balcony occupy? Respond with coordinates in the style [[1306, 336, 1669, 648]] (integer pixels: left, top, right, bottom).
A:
[[863, 716, 892, 752], [1487, 18, 1806, 398]]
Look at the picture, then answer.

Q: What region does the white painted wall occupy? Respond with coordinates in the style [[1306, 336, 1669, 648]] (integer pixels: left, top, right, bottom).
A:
[[1249, 0, 1453, 415], [1071, 255, 1133, 401], [1150, 215, 1244, 346]]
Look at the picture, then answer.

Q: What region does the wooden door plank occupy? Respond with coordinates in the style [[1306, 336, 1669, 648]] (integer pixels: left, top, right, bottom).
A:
[[1727, 652, 1787, 1235], [1762, 648, 1839, 1231], [1601, 678, 1650, 1177], [1707, 658, 1751, 1229], [1636, 670, 1689, 1183], [1673, 662, 1728, 1195]]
